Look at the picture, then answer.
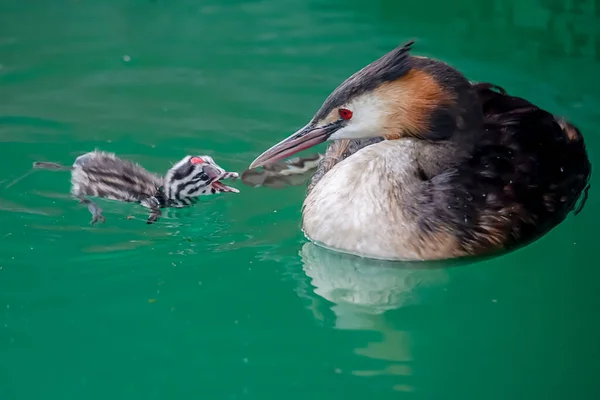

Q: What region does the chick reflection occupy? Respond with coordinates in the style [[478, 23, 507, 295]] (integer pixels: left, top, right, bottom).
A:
[[299, 242, 455, 391]]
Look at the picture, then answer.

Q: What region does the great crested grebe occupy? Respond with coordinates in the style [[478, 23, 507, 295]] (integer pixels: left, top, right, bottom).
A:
[[248, 40, 592, 261], [34, 150, 239, 224]]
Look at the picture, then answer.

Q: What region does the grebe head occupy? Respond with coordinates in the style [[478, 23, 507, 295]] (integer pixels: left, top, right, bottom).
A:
[[249, 40, 483, 169], [164, 155, 239, 199]]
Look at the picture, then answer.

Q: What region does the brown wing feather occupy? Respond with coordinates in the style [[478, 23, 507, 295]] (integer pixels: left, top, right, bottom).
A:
[[417, 83, 591, 255]]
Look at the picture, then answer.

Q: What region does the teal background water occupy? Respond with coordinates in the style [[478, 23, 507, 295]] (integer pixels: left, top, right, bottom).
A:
[[1, 0, 600, 398]]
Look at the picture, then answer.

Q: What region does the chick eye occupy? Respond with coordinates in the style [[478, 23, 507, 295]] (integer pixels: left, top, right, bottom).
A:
[[339, 108, 353, 120]]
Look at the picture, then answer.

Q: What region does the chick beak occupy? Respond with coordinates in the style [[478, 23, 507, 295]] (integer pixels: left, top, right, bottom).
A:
[[249, 122, 336, 169], [202, 164, 223, 181]]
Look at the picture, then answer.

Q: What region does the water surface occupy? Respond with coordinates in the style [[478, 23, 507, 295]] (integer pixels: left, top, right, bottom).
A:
[[1, 0, 599, 399]]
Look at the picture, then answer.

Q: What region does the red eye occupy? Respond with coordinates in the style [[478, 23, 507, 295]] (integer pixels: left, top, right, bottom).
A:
[[190, 157, 204, 164], [339, 108, 353, 120]]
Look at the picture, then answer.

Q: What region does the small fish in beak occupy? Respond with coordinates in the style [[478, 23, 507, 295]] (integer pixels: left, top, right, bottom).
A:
[[241, 154, 323, 188]]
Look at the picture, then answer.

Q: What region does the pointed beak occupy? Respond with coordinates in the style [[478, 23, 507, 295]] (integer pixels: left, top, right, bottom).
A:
[[249, 122, 338, 169], [202, 164, 223, 181]]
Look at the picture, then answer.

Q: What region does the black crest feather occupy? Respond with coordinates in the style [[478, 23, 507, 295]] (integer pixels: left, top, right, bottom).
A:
[[365, 39, 415, 82], [314, 40, 416, 121]]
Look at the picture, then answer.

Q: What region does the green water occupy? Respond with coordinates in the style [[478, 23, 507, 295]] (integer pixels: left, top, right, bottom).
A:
[[1, 0, 600, 398]]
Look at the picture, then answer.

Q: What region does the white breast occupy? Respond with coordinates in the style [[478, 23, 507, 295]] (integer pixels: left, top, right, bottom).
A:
[[301, 139, 426, 261]]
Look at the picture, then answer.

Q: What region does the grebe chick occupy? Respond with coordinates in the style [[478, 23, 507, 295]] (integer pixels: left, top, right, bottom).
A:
[[33, 150, 239, 225]]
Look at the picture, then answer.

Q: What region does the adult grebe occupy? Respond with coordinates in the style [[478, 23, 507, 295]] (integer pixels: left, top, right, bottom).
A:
[[249, 40, 591, 261]]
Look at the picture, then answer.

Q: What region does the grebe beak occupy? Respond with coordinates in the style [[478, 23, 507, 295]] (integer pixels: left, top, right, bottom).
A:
[[249, 121, 340, 169]]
